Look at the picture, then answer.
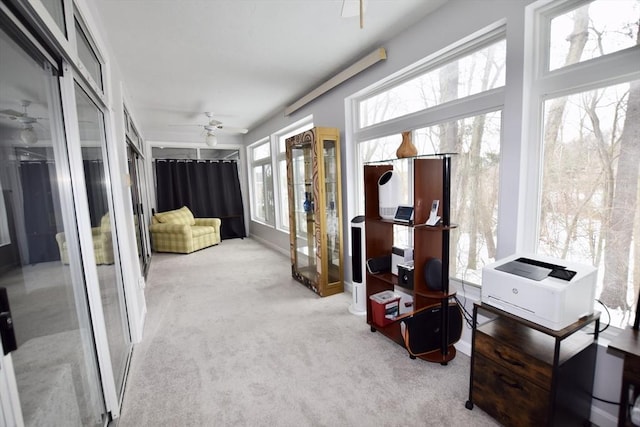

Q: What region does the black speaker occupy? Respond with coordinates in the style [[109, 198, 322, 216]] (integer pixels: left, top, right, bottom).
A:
[[424, 258, 442, 291], [351, 216, 365, 283], [402, 302, 463, 356]]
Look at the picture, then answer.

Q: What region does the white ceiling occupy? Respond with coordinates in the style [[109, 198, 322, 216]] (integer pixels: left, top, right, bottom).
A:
[[94, 0, 447, 143]]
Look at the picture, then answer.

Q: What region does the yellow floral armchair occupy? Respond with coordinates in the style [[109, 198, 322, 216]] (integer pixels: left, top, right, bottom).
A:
[[56, 213, 114, 265], [150, 206, 221, 253]]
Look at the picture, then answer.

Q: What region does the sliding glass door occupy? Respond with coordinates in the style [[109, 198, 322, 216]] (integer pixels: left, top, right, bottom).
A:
[[74, 83, 132, 405], [0, 23, 106, 426], [127, 142, 151, 276]]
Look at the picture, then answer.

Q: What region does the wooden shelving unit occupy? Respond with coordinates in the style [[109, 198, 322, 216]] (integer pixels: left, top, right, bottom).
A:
[[364, 154, 458, 363]]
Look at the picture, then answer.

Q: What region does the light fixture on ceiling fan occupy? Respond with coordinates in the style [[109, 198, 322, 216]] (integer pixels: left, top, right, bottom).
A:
[[169, 112, 247, 145], [0, 100, 41, 145], [20, 126, 38, 145], [205, 132, 217, 147]]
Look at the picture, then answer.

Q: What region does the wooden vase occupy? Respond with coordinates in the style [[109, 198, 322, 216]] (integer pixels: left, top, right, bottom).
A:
[[396, 131, 417, 158]]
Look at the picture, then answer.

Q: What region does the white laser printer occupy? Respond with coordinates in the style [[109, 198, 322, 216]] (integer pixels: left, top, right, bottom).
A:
[[481, 253, 597, 330]]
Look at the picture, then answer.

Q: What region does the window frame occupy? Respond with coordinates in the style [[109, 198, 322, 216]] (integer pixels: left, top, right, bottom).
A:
[[348, 24, 508, 286], [523, 0, 640, 329], [522, 0, 640, 253], [248, 138, 274, 226]]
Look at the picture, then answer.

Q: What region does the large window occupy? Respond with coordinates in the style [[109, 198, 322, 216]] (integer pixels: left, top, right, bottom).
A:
[[359, 38, 505, 128], [533, 0, 640, 327], [354, 28, 506, 284]]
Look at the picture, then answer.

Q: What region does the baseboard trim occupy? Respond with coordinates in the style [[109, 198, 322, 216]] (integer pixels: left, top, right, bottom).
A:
[[590, 404, 617, 427], [248, 234, 289, 258]]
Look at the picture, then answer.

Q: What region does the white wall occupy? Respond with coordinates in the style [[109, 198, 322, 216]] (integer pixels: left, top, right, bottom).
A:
[[244, 0, 624, 425]]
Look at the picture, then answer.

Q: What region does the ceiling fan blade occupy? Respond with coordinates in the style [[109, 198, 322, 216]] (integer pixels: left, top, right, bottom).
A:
[[217, 125, 248, 134], [0, 109, 24, 118], [168, 123, 202, 128]]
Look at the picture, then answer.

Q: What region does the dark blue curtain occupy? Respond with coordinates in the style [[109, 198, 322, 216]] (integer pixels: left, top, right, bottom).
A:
[[155, 160, 246, 239], [20, 161, 58, 263], [83, 160, 108, 227]]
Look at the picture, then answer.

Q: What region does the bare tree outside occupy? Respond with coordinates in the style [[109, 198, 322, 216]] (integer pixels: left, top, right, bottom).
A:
[[540, 0, 640, 325]]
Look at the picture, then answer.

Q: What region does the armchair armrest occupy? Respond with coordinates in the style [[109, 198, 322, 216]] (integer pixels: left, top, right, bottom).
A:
[[149, 223, 191, 234], [194, 218, 221, 229]]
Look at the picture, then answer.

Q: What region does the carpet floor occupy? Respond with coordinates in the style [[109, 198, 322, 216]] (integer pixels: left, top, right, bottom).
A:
[[117, 237, 498, 427]]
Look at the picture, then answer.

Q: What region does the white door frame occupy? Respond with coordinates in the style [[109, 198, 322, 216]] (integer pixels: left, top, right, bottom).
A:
[[0, 341, 23, 427]]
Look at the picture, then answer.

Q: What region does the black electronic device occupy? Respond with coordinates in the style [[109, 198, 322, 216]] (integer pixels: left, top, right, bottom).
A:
[[0, 288, 17, 355], [366, 255, 391, 274], [394, 205, 414, 223], [424, 258, 443, 291], [401, 302, 463, 357], [351, 216, 365, 283], [398, 264, 414, 290]]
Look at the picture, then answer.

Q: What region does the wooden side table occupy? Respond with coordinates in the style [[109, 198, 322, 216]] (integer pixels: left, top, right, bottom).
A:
[[609, 328, 640, 426], [466, 302, 600, 426]]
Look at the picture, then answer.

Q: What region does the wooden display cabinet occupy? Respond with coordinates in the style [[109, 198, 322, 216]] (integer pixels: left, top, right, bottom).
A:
[[285, 127, 343, 297], [466, 302, 600, 426], [364, 154, 458, 364]]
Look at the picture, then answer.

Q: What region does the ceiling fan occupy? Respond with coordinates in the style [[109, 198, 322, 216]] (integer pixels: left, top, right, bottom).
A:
[[0, 100, 43, 145], [173, 112, 248, 146]]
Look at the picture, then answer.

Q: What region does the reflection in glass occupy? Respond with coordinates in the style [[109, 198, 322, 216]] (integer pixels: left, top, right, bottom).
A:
[[291, 142, 316, 281], [41, 0, 66, 37], [75, 83, 131, 401], [74, 19, 103, 90], [0, 26, 104, 425], [323, 140, 340, 282]]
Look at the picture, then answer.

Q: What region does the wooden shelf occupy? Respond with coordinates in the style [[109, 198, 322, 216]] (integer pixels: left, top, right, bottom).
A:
[[364, 156, 459, 364]]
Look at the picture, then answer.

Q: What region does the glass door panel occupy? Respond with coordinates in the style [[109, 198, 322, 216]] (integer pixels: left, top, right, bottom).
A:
[[74, 84, 131, 402], [127, 143, 150, 276], [0, 25, 105, 425], [322, 139, 340, 283], [291, 143, 316, 281]]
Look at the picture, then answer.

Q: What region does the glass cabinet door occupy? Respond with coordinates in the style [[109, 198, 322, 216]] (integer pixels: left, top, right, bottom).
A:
[[322, 139, 340, 284], [290, 141, 316, 282]]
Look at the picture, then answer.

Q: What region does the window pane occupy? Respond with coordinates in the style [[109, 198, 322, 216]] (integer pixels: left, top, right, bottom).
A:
[[75, 19, 103, 90], [264, 163, 274, 224], [359, 39, 505, 127], [549, 0, 640, 71], [75, 84, 131, 399], [414, 111, 502, 284], [279, 158, 289, 229], [252, 142, 270, 161], [152, 147, 198, 159], [539, 80, 640, 327], [41, 0, 66, 37], [253, 166, 265, 221]]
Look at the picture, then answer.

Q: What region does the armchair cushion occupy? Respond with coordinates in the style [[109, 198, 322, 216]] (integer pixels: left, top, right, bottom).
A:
[[56, 213, 114, 265], [154, 206, 195, 226]]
